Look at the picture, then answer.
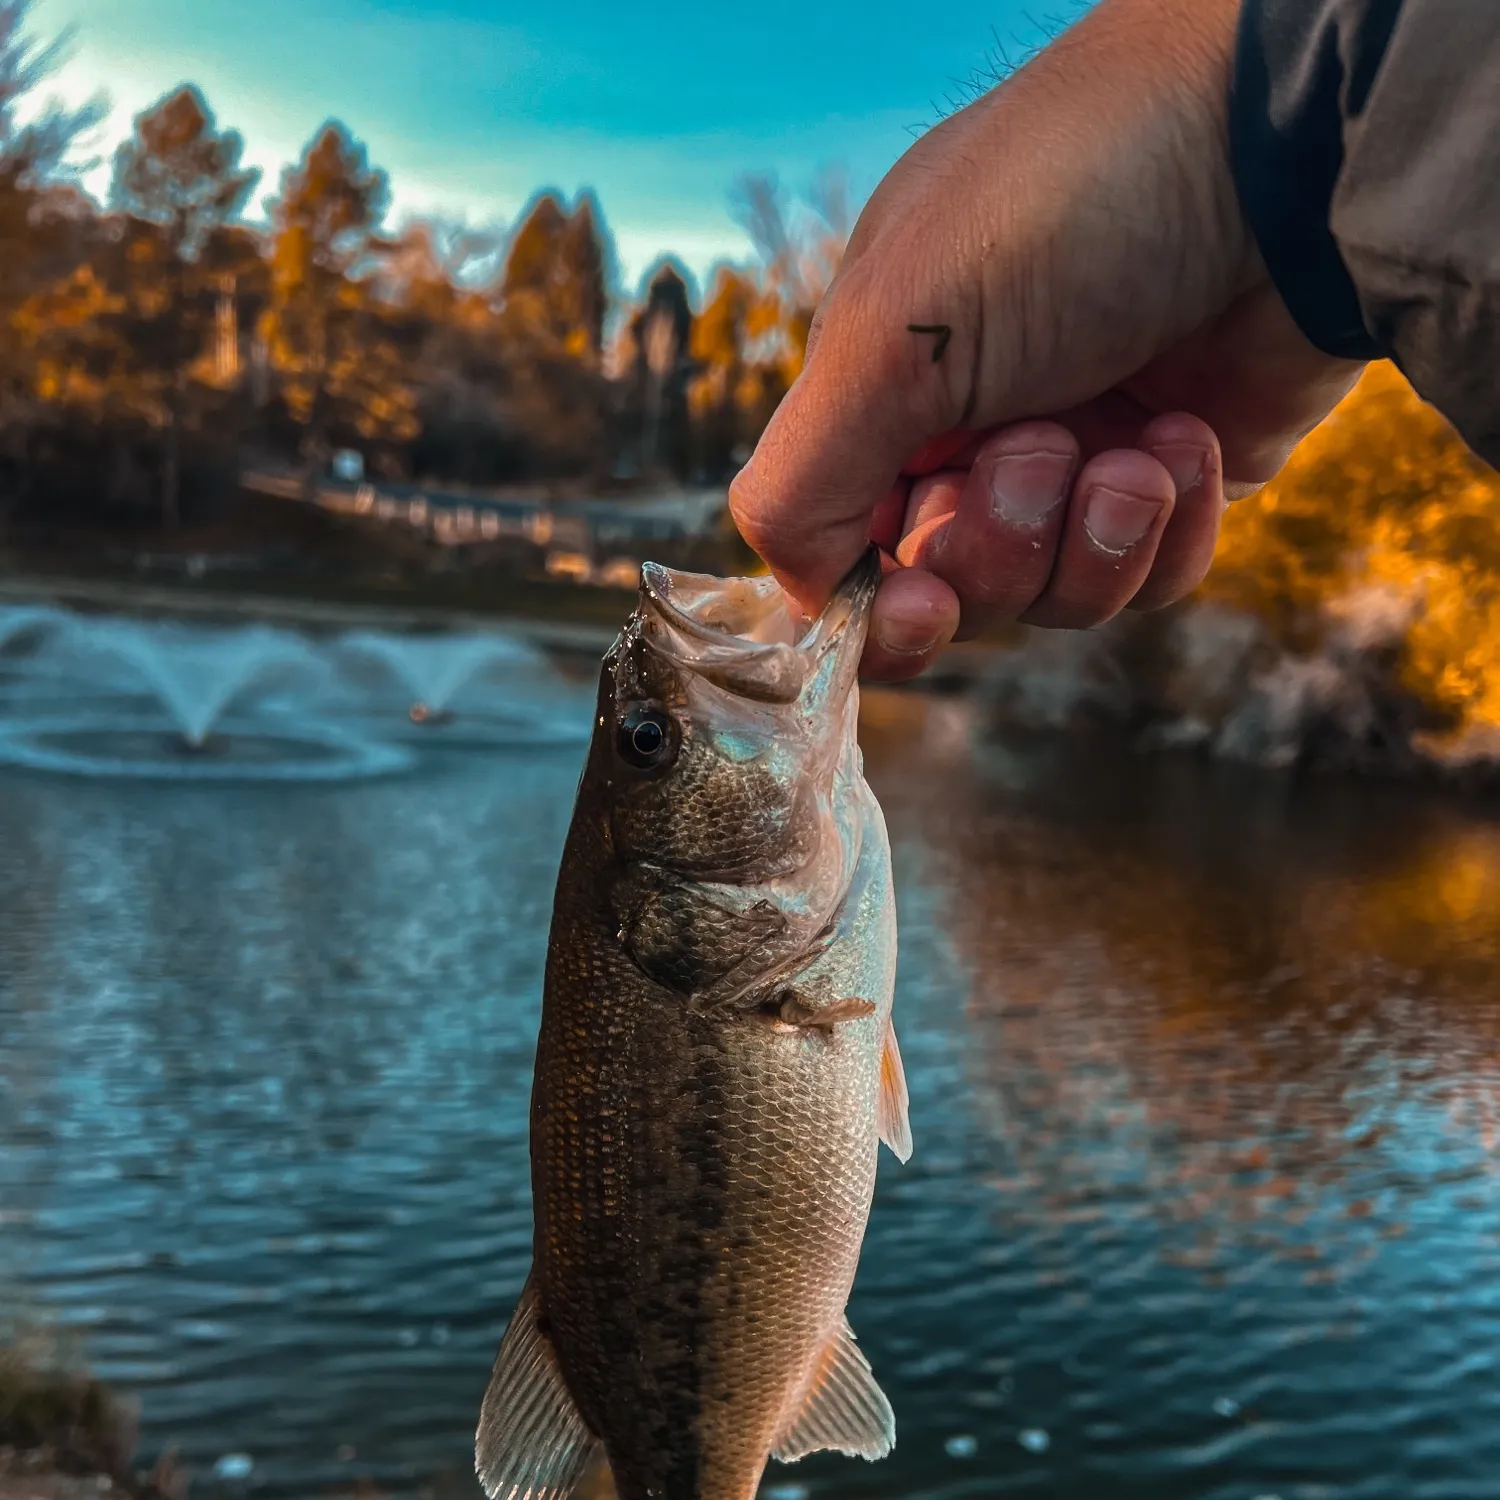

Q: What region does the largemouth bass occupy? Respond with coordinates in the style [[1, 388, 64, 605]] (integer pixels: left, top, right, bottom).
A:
[[476, 548, 911, 1500]]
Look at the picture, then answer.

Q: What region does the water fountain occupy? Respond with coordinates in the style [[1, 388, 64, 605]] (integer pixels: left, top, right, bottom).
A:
[[0, 606, 68, 713], [0, 608, 589, 782], [0, 604, 64, 654], [337, 629, 589, 747], [0, 605, 64, 686], [0, 716, 414, 783], [94, 619, 337, 747], [0, 615, 410, 783], [339, 630, 535, 718]]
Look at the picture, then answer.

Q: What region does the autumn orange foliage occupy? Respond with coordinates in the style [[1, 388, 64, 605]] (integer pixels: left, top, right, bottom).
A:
[[1208, 362, 1500, 738], [0, 0, 842, 525]]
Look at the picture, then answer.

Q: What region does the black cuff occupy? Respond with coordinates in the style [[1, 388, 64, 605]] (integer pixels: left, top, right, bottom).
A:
[[1229, 0, 1400, 362]]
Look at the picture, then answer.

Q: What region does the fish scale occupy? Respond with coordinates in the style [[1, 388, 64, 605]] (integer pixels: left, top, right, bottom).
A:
[[476, 552, 910, 1500]]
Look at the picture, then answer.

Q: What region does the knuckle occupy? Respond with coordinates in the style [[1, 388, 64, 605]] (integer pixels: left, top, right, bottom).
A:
[[1021, 597, 1113, 631], [1142, 411, 1218, 450], [1223, 438, 1298, 489], [945, 565, 1035, 615], [1128, 583, 1180, 613]]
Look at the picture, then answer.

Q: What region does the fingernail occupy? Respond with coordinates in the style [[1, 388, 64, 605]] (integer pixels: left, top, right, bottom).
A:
[[1083, 486, 1162, 554], [989, 449, 1074, 527], [874, 613, 942, 657], [1154, 443, 1205, 496]]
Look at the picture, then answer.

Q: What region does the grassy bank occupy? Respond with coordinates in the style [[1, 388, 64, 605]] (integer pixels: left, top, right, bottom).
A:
[[0, 1344, 178, 1500]]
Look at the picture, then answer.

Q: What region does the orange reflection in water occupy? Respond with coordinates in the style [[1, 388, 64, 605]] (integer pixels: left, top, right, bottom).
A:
[[860, 690, 1500, 1283]]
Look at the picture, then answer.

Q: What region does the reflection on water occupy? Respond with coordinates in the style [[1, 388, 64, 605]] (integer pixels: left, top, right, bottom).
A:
[[3, 686, 1500, 1498]]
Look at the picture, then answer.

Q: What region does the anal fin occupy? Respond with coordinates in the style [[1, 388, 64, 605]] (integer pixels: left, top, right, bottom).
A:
[[878, 1019, 913, 1163], [772, 1316, 895, 1463], [476, 1274, 600, 1500]]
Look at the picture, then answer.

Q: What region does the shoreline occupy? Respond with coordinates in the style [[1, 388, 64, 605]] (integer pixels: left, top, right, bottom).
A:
[[0, 570, 621, 659], [0, 1347, 174, 1500], [0, 567, 1007, 689], [16, 564, 1485, 794]]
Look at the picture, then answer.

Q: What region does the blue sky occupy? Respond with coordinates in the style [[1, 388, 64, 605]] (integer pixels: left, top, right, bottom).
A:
[[37, 0, 1081, 295]]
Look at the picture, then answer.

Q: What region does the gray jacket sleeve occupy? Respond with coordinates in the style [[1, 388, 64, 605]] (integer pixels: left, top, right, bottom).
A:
[[1231, 0, 1500, 465]]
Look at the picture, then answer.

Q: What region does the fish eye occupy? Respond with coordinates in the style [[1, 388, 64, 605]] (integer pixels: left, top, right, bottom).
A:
[[617, 706, 677, 772]]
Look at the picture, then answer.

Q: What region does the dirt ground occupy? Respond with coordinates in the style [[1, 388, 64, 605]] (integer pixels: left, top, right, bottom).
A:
[[0, 1451, 128, 1499]]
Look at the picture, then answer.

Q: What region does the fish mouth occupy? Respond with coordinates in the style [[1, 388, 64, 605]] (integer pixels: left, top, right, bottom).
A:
[[637, 547, 881, 705]]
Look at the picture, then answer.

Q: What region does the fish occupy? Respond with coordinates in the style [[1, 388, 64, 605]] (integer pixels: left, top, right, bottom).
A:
[[475, 547, 911, 1500]]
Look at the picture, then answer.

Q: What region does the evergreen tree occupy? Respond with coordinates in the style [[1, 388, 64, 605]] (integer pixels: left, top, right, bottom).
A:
[[630, 262, 694, 477], [0, 0, 103, 507], [263, 123, 415, 483], [500, 191, 609, 360], [108, 85, 259, 524], [112, 86, 259, 258], [558, 196, 607, 359], [497, 191, 613, 475]]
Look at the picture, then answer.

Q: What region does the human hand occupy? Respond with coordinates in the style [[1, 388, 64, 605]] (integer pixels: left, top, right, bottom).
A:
[[729, 0, 1367, 678]]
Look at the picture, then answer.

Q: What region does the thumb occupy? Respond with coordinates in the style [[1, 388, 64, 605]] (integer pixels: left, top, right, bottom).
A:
[[728, 256, 971, 614]]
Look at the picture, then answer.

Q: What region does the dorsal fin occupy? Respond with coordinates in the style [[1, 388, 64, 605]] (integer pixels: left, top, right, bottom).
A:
[[878, 1019, 913, 1163], [771, 1317, 896, 1463], [475, 1275, 600, 1500]]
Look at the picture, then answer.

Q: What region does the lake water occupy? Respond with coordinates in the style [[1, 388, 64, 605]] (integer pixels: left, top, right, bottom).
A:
[[3, 663, 1500, 1500]]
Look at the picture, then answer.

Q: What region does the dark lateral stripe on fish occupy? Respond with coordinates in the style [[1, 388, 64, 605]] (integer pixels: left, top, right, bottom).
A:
[[660, 1041, 734, 1500]]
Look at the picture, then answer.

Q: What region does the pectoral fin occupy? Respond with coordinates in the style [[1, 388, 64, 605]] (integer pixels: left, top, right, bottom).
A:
[[772, 1316, 896, 1463], [777, 990, 877, 1028], [877, 1019, 913, 1163], [475, 1275, 600, 1500]]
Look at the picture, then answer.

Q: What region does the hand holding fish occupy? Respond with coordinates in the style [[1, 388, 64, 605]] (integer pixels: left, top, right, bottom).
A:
[[478, 551, 909, 1500], [729, 0, 1366, 680]]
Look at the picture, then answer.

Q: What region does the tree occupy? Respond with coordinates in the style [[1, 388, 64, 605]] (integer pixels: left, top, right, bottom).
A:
[[501, 193, 565, 342], [377, 216, 503, 320], [108, 85, 259, 524], [112, 86, 259, 259], [16, 222, 173, 516], [1210, 362, 1500, 736], [625, 262, 694, 477], [496, 192, 613, 475], [262, 123, 415, 482], [0, 0, 103, 194], [378, 218, 520, 483], [688, 265, 788, 480], [729, 168, 849, 381], [0, 0, 104, 510], [557, 196, 608, 359], [499, 191, 608, 360]]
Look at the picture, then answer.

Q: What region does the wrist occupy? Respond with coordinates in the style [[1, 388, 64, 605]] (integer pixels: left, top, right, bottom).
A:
[[1228, 0, 1387, 361]]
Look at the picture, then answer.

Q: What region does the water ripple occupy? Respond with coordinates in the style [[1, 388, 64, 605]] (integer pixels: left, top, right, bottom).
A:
[[2, 695, 1499, 1498]]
